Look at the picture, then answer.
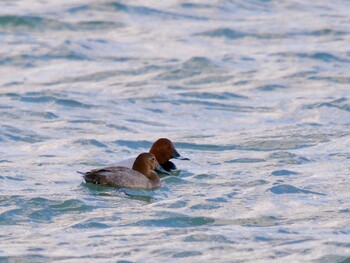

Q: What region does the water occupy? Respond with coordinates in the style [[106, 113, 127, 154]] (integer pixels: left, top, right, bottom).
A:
[[1, 0, 350, 262]]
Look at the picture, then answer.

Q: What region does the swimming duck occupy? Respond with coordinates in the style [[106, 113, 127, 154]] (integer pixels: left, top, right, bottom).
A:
[[113, 138, 189, 172], [79, 153, 168, 189], [150, 138, 189, 171]]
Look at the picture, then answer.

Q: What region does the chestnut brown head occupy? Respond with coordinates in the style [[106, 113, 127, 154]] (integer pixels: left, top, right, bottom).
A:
[[149, 138, 189, 165], [132, 152, 169, 177]]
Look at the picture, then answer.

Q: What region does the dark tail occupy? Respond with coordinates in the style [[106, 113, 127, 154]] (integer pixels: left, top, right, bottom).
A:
[[77, 171, 94, 184], [79, 171, 101, 184]]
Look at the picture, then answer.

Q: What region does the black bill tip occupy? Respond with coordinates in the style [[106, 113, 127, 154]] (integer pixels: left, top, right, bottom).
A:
[[172, 149, 190, 161]]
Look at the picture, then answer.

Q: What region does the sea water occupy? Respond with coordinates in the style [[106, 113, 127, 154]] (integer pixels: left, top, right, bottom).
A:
[[0, 1, 350, 262]]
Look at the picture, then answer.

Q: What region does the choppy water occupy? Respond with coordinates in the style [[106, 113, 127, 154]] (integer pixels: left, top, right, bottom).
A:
[[1, 0, 350, 262]]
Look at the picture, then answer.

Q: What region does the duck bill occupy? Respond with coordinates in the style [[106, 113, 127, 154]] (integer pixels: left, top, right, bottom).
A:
[[155, 164, 171, 175], [172, 149, 190, 161]]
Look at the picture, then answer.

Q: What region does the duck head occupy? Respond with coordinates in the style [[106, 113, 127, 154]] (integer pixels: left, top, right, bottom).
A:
[[149, 138, 189, 166], [132, 153, 169, 181]]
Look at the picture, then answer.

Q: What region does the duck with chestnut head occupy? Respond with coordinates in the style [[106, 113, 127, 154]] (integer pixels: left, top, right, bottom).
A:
[[78, 153, 168, 189], [149, 138, 189, 171]]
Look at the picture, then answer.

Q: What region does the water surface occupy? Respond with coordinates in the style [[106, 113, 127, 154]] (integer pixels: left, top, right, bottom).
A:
[[1, 0, 350, 262]]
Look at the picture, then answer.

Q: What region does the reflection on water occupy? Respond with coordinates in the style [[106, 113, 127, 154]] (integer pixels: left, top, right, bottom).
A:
[[1, 0, 350, 262]]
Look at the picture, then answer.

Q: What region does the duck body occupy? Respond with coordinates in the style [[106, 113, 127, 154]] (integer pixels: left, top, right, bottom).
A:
[[83, 166, 161, 189], [79, 153, 163, 189]]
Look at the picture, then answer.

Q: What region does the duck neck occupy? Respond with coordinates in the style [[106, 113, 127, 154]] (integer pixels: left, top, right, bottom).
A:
[[147, 171, 160, 184], [133, 164, 160, 184]]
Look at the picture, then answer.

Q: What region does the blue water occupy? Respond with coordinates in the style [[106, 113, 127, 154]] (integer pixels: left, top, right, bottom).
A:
[[1, 0, 350, 262]]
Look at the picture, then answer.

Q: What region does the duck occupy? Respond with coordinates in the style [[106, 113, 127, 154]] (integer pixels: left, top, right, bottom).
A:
[[112, 138, 189, 172], [150, 138, 189, 171], [78, 153, 168, 189]]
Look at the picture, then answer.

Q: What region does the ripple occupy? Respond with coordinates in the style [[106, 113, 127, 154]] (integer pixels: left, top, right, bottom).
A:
[[256, 84, 288, 91], [182, 57, 221, 72], [194, 27, 343, 41], [167, 99, 270, 113], [74, 139, 107, 148], [184, 233, 233, 244], [302, 28, 348, 37], [175, 142, 237, 151], [166, 201, 188, 209], [0, 15, 68, 30], [4, 176, 26, 182], [14, 92, 93, 108], [66, 4, 93, 13], [28, 197, 51, 206], [0, 255, 49, 263], [0, 93, 20, 98], [268, 151, 312, 164], [126, 119, 163, 126], [179, 91, 247, 100], [0, 208, 26, 225], [273, 52, 350, 63], [49, 199, 91, 212], [127, 216, 215, 227], [156, 68, 199, 80], [193, 173, 216, 180], [185, 75, 234, 85], [73, 21, 124, 31], [29, 111, 59, 120], [305, 97, 350, 112], [324, 241, 350, 248], [156, 57, 223, 80], [271, 170, 300, 176], [106, 124, 133, 132], [0, 48, 90, 66], [309, 52, 349, 63], [194, 28, 247, 40], [242, 179, 270, 187], [317, 255, 350, 263], [162, 176, 190, 185], [268, 184, 325, 195], [242, 140, 314, 151], [56, 65, 157, 84], [308, 76, 350, 84], [225, 158, 265, 163], [104, 2, 207, 21], [12, 198, 92, 223], [55, 98, 92, 108], [20, 95, 56, 103], [0, 14, 124, 33], [71, 221, 110, 229], [213, 216, 283, 227], [172, 251, 203, 258], [0, 125, 47, 143], [181, 3, 221, 10], [190, 203, 221, 210]]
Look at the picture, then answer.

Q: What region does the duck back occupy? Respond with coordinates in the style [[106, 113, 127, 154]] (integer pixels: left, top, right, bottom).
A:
[[83, 166, 160, 189]]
